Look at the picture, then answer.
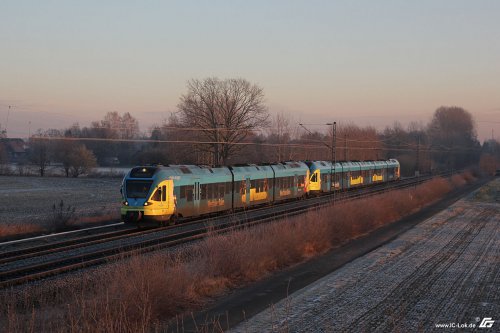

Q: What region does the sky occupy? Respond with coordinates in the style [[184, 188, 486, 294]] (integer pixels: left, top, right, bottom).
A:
[[1, 0, 499, 142]]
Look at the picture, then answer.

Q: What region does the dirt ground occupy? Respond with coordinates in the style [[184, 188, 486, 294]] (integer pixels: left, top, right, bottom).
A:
[[231, 178, 500, 332], [0, 176, 122, 225]]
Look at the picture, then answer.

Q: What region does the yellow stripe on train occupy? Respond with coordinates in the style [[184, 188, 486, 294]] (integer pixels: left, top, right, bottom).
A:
[[350, 176, 364, 185]]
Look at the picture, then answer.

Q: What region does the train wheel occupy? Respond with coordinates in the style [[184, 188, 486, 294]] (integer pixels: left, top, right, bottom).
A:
[[169, 214, 178, 226]]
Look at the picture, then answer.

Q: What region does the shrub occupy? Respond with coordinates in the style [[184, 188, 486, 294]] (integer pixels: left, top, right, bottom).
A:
[[47, 200, 76, 232]]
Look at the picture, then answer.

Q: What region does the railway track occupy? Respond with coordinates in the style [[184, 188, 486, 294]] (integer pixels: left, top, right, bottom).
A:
[[0, 174, 443, 289]]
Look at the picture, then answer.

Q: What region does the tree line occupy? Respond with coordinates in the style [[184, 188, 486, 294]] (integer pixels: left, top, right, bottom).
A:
[[1, 77, 498, 177]]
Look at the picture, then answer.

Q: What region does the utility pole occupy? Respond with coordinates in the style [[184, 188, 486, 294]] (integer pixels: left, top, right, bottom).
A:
[[416, 134, 420, 176], [214, 123, 219, 167], [299, 122, 337, 205], [344, 132, 347, 161], [5, 105, 13, 137], [327, 122, 337, 205]]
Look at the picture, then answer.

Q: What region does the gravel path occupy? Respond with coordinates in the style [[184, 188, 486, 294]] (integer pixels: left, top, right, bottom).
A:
[[231, 179, 500, 332]]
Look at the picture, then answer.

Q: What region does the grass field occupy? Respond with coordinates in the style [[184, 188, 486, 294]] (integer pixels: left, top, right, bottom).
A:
[[0, 176, 122, 239]]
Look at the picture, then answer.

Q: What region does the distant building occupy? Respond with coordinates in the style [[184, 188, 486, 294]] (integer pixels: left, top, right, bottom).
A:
[[0, 138, 29, 163]]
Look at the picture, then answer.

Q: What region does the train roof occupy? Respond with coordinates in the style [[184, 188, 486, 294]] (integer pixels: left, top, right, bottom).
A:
[[124, 165, 233, 186], [230, 164, 274, 181], [307, 159, 399, 172]]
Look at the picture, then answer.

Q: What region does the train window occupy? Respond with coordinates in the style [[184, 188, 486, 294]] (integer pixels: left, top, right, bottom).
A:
[[201, 184, 208, 200], [210, 184, 215, 199], [162, 185, 166, 201], [297, 175, 305, 187], [261, 179, 265, 192], [186, 187, 193, 202], [311, 173, 318, 182], [126, 180, 153, 199], [152, 188, 161, 201]]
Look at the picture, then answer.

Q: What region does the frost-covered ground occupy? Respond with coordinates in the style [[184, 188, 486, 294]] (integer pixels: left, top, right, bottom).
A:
[[0, 176, 123, 225], [232, 178, 500, 332]]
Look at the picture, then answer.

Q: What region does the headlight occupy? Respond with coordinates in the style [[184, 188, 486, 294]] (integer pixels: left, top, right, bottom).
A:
[[143, 202, 153, 206], [122, 201, 129, 206]]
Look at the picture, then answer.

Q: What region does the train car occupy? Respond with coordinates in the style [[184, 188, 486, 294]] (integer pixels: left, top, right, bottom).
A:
[[371, 160, 388, 183], [230, 164, 274, 209], [271, 161, 310, 200], [359, 161, 375, 186], [121, 164, 233, 225], [307, 159, 401, 193], [173, 165, 233, 218]]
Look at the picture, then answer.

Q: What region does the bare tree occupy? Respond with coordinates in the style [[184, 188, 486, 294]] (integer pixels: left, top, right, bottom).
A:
[[427, 106, 480, 169], [337, 123, 382, 161], [267, 111, 294, 161], [82, 112, 140, 165], [67, 144, 97, 177], [177, 77, 269, 166], [28, 130, 59, 176]]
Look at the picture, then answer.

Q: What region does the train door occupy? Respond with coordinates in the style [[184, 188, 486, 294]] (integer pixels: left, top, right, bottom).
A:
[[193, 180, 201, 214], [245, 177, 250, 205], [293, 174, 298, 197], [157, 182, 169, 212]]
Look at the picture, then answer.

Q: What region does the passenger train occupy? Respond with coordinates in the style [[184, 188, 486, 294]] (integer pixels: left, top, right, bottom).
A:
[[120, 159, 400, 225]]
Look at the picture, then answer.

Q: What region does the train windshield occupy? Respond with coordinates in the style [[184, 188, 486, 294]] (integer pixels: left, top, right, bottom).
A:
[[126, 180, 153, 199]]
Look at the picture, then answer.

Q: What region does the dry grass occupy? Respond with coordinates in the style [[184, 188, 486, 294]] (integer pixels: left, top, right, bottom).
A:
[[0, 173, 476, 332], [0, 223, 45, 240], [0, 210, 119, 242]]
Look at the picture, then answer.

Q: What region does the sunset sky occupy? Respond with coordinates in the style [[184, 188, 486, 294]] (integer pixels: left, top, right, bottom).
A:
[[1, 0, 499, 141]]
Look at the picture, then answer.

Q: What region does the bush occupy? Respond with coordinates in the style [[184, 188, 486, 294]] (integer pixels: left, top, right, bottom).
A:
[[47, 200, 76, 231]]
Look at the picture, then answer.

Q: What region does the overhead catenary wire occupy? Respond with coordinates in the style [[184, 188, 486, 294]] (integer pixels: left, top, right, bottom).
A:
[[28, 135, 482, 154]]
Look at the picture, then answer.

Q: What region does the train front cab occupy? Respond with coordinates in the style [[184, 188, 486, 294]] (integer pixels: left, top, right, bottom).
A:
[[306, 161, 344, 194], [386, 159, 401, 181], [121, 166, 176, 225]]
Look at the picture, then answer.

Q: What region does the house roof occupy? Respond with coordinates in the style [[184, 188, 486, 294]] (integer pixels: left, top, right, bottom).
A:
[[0, 138, 28, 154]]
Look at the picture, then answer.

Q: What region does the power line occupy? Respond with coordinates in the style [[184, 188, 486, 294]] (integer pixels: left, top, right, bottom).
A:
[[28, 135, 482, 154]]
